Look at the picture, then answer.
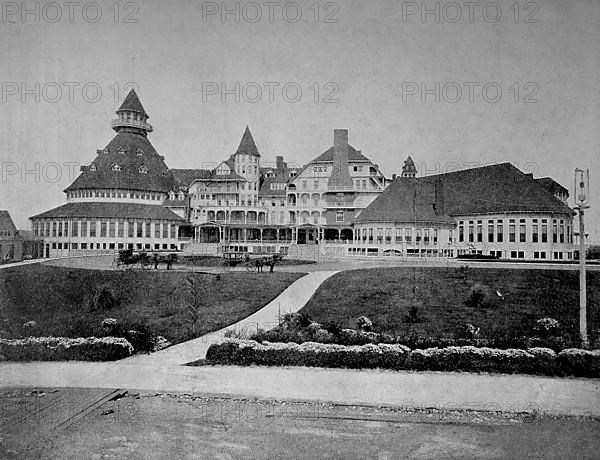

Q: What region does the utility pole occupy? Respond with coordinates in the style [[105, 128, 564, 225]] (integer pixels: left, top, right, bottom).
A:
[[574, 169, 590, 347]]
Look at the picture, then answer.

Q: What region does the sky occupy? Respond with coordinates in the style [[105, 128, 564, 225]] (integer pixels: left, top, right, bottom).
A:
[[1, 0, 598, 241]]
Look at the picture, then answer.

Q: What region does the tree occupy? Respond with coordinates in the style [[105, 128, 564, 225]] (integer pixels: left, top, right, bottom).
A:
[[186, 275, 204, 337]]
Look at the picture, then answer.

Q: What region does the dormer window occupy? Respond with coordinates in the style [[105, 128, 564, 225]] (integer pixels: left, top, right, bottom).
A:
[[161, 171, 167, 176], [178, 192, 185, 200], [289, 171, 297, 177], [111, 163, 122, 171], [117, 147, 126, 154], [89, 164, 97, 172], [136, 148, 144, 156], [103, 148, 109, 154], [139, 165, 148, 174], [169, 192, 176, 200]]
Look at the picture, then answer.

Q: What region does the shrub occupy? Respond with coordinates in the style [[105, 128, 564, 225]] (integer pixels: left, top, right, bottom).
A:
[[87, 286, 118, 311], [206, 340, 600, 377], [464, 283, 487, 309], [533, 318, 561, 337], [356, 316, 373, 332], [0, 336, 134, 361], [557, 349, 600, 377], [404, 306, 421, 324], [456, 323, 480, 340]]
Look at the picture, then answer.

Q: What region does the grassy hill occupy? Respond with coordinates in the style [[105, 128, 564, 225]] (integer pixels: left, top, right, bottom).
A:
[[0, 265, 303, 345], [301, 267, 600, 340]]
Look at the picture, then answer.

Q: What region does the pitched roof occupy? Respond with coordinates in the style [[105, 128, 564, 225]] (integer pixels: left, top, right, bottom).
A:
[[31, 202, 184, 221], [535, 177, 569, 196], [356, 179, 454, 225], [0, 210, 17, 232], [117, 89, 148, 117], [66, 132, 174, 193], [235, 126, 260, 157], [418, 163, 573, 216], [170, 169, 212, 188], [311, 144, 370, 163]]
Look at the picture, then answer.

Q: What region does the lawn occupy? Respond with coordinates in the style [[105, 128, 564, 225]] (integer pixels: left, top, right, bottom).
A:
[[300, 267, 600, 339], [0, 265, 303, 345]]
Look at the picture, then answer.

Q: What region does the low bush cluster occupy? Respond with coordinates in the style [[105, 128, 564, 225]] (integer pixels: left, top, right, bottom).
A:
[[206, 339, 600, 378], [0, 336, 134, 361]]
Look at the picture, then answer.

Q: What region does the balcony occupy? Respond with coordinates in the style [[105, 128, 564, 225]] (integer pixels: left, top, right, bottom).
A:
[[111, 119, 154, 132]]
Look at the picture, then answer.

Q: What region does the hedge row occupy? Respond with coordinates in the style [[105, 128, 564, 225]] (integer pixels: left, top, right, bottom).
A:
[[206, 340, 600, 377], [252, 326, 582, 352], [0, 336, 134, 361]]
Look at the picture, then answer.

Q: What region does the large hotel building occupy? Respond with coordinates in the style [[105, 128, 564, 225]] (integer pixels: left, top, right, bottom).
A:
[[31, 90, 577, 261]]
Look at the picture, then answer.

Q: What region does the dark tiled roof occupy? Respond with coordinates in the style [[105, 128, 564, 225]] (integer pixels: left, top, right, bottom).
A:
[[259, 177, 287, 196], [312, 144, 370, 163], [31, 202, 184, 221], [418, 163, 573, 216], [66, 132, 173, 193], [535, 177, 569, 196], [170, 169, 212, 188], [235, 126, 260, 157], [356, 179, 454, 225], [0, 210, 17, 232], [118, 89, 148, 117]]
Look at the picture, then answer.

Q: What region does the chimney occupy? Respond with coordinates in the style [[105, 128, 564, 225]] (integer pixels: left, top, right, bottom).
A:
[[330, 129, 353, 190], [276, 155, 284, 171]]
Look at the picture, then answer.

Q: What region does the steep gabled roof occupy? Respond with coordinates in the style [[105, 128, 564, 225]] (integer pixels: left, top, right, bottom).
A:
[[235, 126, 260, 157], [356, 179, 454, 225], [312, 144, 370, 163], [0, 210, 17, 232], [31, 202, 184, 221], [418, 163, 573, 216], [66, 132, 173, 193], [117, 89, 148, 117]]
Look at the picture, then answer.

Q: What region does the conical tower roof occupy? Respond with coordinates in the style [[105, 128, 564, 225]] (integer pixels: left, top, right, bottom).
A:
[[117, 89, 149, 117], [235, 126, 260, 157]]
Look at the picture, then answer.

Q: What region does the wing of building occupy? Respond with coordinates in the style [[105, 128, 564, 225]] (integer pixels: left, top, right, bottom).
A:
[[30, 91, 577, 261]]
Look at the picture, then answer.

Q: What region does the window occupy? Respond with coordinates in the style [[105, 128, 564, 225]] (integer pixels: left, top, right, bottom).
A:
[[468, 225, 474, 243], [336, 211, 344, 222], [377, 228, 383, 243], [477, 224, 482, 242], [89, 164, 97, 171], [552, 223, 558, 243], [385, 228, 392, 244], [405, 228, 412, 243], [137, 221, 143, 238], [459, 225, 464, 242], [118, 221, 124, 238], [100, 222, 107, 238], [518, 251, 524, 259], [139, 165, 148, 174], [542, 224, 548, 242], [396, 228, 403, 244], [89, 222, 96, 238], [532, 224, 539, 242], [488, 224, 494, 242], [509, 224, 516, 242], [433, 229, 438, 244], [511, 251, 517, 259], [560, 224, 565, 243], [109, 221, 116, 238], [117, 147, 126, 154], [416, 229, 422, 243], [424, 229, 430, 244], [111, 163, 121, 171], [145, 222, 151, 238], [170, 225, 176, 239], [519, 224, 526, 242], [155, 223, 161, 239]]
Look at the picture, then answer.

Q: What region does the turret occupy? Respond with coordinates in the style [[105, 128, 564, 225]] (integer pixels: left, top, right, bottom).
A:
[[111, 89, 153, 136]]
